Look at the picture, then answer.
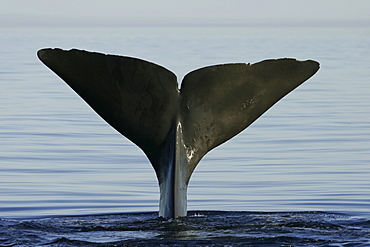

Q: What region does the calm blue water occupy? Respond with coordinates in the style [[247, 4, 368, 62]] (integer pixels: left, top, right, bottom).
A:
[[0, 26, 369, 246]]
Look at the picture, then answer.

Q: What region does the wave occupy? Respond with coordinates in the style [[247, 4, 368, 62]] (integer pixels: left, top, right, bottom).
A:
[[1, 211, 369, 246]]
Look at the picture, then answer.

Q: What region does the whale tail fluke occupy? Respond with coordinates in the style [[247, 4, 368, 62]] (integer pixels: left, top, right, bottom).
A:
[[38, 48, 319, 218]]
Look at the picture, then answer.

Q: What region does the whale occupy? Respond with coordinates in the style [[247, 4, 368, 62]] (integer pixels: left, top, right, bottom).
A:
[[37, 48, 319, 218]]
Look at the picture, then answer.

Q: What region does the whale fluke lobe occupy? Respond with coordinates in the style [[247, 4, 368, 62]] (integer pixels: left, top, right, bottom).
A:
[[37, 48, 320, 218]]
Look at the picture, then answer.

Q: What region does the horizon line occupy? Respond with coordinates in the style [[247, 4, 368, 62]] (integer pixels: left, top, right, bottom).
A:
[[1, 19, 369, 29]]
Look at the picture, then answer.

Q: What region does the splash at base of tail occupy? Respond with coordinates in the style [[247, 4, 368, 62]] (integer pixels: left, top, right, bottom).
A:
[[37, 48, 319, 218]]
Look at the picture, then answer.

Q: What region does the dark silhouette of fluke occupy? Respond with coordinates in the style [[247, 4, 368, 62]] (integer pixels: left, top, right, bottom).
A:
[[37, 48, 319, 218]]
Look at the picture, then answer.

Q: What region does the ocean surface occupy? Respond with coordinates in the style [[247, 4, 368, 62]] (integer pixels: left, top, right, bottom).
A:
[[0, 26, 369, 246]]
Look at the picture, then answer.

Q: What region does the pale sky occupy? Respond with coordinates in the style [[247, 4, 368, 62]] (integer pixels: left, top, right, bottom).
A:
[[1, 0, 370, 27]]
